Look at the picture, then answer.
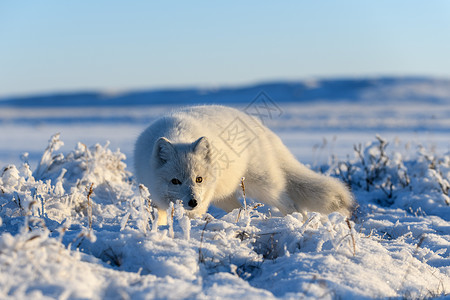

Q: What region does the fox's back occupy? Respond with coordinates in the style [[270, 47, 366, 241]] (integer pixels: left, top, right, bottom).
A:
[[134, 105, 279, 194]]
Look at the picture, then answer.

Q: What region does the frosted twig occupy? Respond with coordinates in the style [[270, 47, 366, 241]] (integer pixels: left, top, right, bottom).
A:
[[86, 183, 94, 231], [346, 218, 356, 256], [198, 216, 212, 263], [34, 133, 64, 179], [236, 177, 247, 222], [241, 177, 247, 210], [167, 202, 175, 238]]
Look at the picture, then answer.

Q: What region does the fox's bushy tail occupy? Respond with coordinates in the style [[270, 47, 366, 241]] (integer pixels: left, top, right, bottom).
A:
[[284, 161, 354, 217]]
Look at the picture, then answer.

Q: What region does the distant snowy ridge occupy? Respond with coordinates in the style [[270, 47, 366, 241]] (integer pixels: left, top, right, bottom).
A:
[[1, 77, 450, 107]]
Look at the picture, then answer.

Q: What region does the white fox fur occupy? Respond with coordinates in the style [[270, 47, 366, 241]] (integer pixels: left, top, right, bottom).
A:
[[134, 105, 353, 224]]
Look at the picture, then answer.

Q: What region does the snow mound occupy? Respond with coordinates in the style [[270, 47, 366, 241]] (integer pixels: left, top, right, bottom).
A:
[[0, 135, 449, 299]]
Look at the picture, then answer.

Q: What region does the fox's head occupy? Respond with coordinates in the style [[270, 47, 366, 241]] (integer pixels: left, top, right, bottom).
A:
[[150, 136, 218, 216]]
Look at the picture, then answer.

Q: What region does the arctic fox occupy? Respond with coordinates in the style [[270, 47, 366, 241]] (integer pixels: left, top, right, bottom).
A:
[[134, 105, 353, 224]]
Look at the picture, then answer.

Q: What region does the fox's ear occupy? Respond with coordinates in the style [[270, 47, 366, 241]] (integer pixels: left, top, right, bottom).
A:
[[154, 137, 175, 165], [193, 136, 211, 161]]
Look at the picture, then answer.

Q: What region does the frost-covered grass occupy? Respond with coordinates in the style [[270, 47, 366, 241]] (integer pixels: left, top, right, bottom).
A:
[[0, 134, 449, 299]]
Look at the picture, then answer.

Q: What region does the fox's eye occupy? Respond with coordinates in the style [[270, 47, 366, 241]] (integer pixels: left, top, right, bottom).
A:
[[171, 178, 182, 185], [196, 176, 203, 183]]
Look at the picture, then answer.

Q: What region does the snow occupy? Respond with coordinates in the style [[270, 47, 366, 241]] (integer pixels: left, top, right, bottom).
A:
[[0, 78, 449, 299]]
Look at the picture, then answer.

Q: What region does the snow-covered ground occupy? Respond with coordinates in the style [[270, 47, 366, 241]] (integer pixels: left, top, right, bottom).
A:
[[0, 78, 449, 299]]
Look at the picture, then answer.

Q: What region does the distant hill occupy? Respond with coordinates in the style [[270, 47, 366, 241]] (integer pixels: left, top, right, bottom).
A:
[[1, 77, 449, 107]]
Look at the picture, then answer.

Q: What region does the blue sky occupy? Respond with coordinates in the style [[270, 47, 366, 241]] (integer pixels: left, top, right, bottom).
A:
[[1, 1, 449, 98]]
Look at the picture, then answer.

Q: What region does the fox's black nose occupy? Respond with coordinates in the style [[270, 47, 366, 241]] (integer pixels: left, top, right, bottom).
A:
[[188, 199, 198, 208]]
